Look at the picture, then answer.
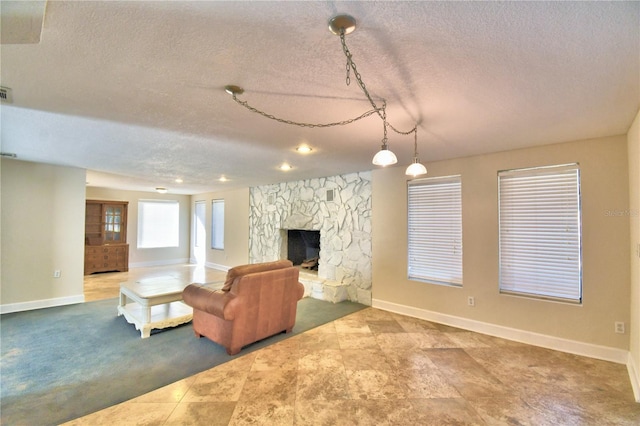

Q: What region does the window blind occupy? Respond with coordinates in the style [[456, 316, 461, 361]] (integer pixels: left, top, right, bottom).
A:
[[137, 200, 180, 248], [408, 175, 463, 286], [498, 164, 582, 302], [211, 199, 224, 249]]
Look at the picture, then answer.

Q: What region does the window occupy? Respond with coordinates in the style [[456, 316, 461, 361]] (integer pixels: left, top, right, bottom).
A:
[[498, 164, 582, 303], [211, 199, 224, 249], [194, 201, 206, 248], [408, 175, 463, 286], [137, 200, 179, 248]]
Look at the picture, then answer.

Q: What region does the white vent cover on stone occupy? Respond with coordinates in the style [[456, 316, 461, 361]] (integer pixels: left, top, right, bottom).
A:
[[0, 87, 13, 104], [326, 189, 334, 202]]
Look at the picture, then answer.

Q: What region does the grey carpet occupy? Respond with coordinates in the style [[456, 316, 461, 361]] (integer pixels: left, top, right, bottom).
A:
[[0, 297, 366, 425]]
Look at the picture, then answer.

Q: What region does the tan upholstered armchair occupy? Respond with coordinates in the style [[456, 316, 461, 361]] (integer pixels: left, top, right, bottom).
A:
[[182, 260, 304, 355]]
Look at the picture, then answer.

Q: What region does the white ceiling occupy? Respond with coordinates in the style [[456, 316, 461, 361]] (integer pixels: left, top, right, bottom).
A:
[[1, 1, 638, 195]]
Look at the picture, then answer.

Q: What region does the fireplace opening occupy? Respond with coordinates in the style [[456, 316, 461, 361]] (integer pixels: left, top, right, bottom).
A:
[[287, 230, 320, 271]]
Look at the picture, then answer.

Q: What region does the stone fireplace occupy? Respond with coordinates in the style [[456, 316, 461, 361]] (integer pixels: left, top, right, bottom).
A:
[[249, 171, 372, 305]]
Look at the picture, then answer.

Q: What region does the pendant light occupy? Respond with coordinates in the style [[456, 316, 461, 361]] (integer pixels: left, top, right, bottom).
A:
[[405, 128, 427, 176], [372, 119, 397, 166]]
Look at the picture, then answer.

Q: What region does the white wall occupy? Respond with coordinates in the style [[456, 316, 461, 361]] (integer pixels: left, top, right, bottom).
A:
[[372, 135, 631, 362], [86, 187, 191, 267], [1, 159, 86, 312], [190, 187, 250, 270], [627, 109, 640, 400]]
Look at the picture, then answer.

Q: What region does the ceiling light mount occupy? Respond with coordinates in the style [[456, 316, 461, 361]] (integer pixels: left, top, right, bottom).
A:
[[225, 85, 244, 96], [328, 14, 356, 36]]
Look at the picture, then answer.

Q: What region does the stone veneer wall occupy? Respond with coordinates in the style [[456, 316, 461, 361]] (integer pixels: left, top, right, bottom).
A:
[[249, 171, 372, 305]]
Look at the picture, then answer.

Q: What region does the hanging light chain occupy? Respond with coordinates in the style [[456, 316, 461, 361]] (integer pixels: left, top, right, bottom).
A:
[[226, 18, 418, 146], [340, 30, 383, 121], [230, 94, 381, 128], [340, 29, 417, 138]]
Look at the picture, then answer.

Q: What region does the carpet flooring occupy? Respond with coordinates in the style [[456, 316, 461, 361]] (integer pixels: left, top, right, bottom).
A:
[[0, 297, 366, 425]]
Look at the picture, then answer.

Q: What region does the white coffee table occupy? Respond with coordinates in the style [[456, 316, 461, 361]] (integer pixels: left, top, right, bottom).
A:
[[117, 276, 193, 338]]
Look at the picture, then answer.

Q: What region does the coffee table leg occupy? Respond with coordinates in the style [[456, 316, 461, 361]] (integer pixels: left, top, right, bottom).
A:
[[141, 325, 151, 338], [118, 291, 126, 316]]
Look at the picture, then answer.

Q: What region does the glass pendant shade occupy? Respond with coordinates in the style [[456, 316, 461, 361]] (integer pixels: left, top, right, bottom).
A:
[[405, 159, 427, 176], [372, 145, 398, 166]]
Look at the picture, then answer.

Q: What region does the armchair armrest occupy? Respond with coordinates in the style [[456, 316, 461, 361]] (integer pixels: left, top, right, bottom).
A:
[[182, 284, 237, 319]]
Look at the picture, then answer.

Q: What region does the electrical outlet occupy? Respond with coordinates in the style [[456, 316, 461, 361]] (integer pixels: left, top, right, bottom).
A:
[[53, 270, 61, 278], [467, 296, 475, 307], [615, 322, 625, 334]]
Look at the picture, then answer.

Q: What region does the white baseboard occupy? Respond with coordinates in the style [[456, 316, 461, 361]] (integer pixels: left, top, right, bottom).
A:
[[205, 262, 230, 272], [129, 258, 191, 268], [372, 298, 629, 365], [1, 294, 85, 314], [628, 353, 640, 402]]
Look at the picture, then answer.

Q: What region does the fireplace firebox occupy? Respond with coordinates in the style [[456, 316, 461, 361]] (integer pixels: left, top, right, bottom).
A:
[[287, 230, 320, 270]]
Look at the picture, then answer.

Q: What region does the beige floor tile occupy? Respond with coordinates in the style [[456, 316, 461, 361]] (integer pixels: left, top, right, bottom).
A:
[[396, 398, 486, 425], [333, 317, 372, 334], [337, 331, 379, 349], [163, 402, 236, 426], [131, 377, 196, 403], [365, 319, 406, 334], [250, 345, 299, 371], [182, 369, 248, 402], [374, 332, 418, 351], [409, 330, 459, 348], [341, 348, 392, 371], [345, 369, 406, 400], [298, 348, 344, 370], [228, 399, 294, 426], [296, 368, 351, 400], [395, 367, 462, 399], [237, 369, 298, 403], [382, 347, 438, 370], [62, 401, 177, 425], [296, 330, 341, 350]]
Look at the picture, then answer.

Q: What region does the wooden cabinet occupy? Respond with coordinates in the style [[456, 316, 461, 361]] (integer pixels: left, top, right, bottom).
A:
[[85, 200, 129, 274], [85, 244, 129, 274]]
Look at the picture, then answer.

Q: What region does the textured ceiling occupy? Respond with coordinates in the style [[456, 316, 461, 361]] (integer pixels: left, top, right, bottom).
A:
[[1, 1, 638, 194]]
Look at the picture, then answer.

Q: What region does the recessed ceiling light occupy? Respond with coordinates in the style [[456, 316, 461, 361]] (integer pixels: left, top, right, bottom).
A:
[[155, 187, 168, 194], [279, 163, 292, 171], [296, 145, 312, 154], [175, 178, 183, 183]]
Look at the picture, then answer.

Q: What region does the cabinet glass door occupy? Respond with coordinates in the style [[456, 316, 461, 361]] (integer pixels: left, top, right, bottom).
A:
[[104, 205, 124, 242]]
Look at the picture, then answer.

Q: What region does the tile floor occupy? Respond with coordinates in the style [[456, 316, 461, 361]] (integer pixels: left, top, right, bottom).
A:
[[65, 288, 640, 425], [76, 265, 640, 426]]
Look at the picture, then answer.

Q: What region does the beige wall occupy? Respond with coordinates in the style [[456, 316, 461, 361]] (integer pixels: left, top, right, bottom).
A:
[[372, 135, 630, 350], [628, 109, 640, 394], [86, 187, 191, 266], [191, 188, 249, 270], [1, 159, 86, 310]]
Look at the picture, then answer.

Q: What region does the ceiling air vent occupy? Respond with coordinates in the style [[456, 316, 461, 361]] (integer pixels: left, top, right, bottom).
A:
[[0, 87, 13, 103]]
